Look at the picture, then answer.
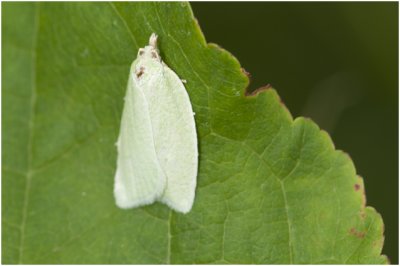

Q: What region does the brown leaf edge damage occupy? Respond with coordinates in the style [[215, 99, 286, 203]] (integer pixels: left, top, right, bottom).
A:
[[241, 68, 272, 97], [188, 5, 387, 263]]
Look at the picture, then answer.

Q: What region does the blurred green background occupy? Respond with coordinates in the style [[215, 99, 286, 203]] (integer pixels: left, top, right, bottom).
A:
[[192, 2, 398, 263]]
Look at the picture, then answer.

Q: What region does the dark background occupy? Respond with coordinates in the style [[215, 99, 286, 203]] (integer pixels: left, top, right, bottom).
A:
[[192, 2, 398, 263]]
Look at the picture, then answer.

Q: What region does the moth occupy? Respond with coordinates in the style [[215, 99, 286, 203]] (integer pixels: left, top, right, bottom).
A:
[[114, 33, 198, 214]]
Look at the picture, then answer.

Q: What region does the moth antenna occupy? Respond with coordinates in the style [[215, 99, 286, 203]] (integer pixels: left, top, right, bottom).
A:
[[149, 33, 158, 48]]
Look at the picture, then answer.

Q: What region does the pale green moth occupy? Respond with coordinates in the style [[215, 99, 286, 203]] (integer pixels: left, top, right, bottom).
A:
[[114, 33, 198, 214]]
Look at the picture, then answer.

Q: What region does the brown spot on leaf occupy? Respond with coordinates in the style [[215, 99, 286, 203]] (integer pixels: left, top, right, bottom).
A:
[[350, 227, 365, 238], [356, 176, 367, 208]]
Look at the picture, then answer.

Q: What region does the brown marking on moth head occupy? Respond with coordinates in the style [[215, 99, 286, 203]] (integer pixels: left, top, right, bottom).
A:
[[151, 51, 158, 59], [136, 66, 145, 78], [138, 48, 145, 56], [349, 228, 366, 238]]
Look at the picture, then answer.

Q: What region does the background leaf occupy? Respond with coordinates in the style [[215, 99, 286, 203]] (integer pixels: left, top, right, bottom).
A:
[[191, 3, 398, 261], [191, 3, 398, 262], [2, 2, 387, 264]]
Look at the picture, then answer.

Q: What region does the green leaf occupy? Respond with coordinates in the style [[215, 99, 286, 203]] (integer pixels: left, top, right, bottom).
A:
[[2, 2, 387, 264]]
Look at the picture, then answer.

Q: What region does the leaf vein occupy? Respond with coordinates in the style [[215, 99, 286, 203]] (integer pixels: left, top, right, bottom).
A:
[[108, 2, 139, 49], [18, 4, 40, 264]]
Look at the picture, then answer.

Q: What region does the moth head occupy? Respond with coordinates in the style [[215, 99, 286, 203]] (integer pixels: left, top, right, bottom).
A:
[[137, 33, 160, 61]]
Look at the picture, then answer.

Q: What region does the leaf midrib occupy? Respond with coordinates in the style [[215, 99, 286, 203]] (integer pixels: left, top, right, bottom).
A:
[[18, 3, 40, 264]]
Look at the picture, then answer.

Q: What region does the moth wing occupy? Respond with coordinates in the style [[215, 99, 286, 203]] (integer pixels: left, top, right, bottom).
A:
[[114, 70, 166, 209], [143, 64, 198, 213]]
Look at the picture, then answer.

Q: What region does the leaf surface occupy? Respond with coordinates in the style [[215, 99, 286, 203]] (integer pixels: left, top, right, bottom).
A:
[[2, 2, 387, 264]]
